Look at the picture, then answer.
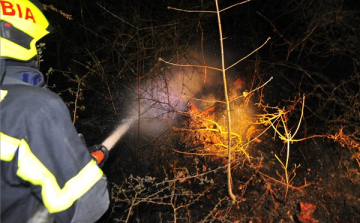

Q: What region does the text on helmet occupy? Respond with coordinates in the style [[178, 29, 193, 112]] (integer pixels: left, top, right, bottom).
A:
[[0, 1, 36, 23]]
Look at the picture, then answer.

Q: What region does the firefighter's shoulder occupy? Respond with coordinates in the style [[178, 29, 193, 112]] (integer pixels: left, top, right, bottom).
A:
[[4, 85, 69, 113]]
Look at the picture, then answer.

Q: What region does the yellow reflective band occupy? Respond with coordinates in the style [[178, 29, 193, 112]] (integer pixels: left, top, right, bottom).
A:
[[42, 160, 104, 213], [0, 132, 20, 161], [0, 90, 8, 102], [0, 132, 104, 213]]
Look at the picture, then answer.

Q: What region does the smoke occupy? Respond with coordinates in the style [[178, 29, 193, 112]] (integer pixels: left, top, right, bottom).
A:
[[125, 65, 207, 138], [119, 50, 254, 140]]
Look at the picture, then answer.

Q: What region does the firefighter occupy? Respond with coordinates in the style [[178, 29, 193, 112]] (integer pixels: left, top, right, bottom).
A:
[[0, 0, 109, 222]]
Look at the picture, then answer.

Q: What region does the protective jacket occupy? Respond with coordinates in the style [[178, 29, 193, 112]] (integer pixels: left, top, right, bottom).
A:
[[0, 63, 109, 223]]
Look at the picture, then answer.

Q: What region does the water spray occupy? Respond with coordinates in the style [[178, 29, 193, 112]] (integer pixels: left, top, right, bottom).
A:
[[88, 117, 136, 167], [102, 117, 136, 150]]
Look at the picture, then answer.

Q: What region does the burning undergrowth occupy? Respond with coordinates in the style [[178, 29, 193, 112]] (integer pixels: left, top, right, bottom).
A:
[[97, 47, 359, 223], [48, 0, 360, 220], [128, 55, 259, 154], [176, 99, 255, 158], [101, 59, 316, 222], [98, 54, 360, 222]]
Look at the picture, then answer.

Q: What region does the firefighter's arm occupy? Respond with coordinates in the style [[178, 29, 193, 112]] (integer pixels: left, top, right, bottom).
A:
[[26, 90, 110, 223], [70, 175, 109, 223]]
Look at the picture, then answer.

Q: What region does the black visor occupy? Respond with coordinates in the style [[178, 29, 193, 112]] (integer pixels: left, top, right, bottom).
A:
[[0, 21, 34, 49]]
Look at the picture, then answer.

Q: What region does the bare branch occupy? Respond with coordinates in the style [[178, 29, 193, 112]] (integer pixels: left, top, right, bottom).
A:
[[167, 6, 216, 14], [159, 58, 222, 72], [219, 0, 252, 13], [226, 37, 271, 71]]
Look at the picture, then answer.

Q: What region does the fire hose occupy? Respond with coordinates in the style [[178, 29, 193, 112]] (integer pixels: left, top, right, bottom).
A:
[[79, 117, 135, 167]]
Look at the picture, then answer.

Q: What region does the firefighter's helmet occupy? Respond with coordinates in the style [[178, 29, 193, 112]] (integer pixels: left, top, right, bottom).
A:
[[0, 0, 52, 61]]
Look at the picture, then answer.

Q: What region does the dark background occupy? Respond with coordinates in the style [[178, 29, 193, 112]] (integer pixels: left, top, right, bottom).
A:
[[39, 0, 360, 222]]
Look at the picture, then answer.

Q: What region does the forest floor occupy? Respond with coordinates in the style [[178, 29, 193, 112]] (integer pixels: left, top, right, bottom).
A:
[[98, 127, 360, 223]]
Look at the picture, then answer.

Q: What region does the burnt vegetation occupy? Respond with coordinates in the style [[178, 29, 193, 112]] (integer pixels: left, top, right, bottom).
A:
[[42, 0, 359, 222]]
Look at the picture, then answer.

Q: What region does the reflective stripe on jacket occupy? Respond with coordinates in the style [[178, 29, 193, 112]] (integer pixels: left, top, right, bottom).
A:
[[0, 70, 109, 223]]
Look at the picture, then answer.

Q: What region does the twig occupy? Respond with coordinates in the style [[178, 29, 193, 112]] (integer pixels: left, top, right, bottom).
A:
[[219, 0, 252, 13], [167, 6, 216, 14], [168, 0, 252, 14], [226, 37, 271, 71], [72, 75, 84, 124], [269, 95, 306, 199], [98, 3, 179, 30], [159, 58, 222, 72], [230, 76, 273, 102]]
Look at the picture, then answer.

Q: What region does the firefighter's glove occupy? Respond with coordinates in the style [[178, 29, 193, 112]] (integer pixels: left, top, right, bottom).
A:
[[88, 144, 109, 168]]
